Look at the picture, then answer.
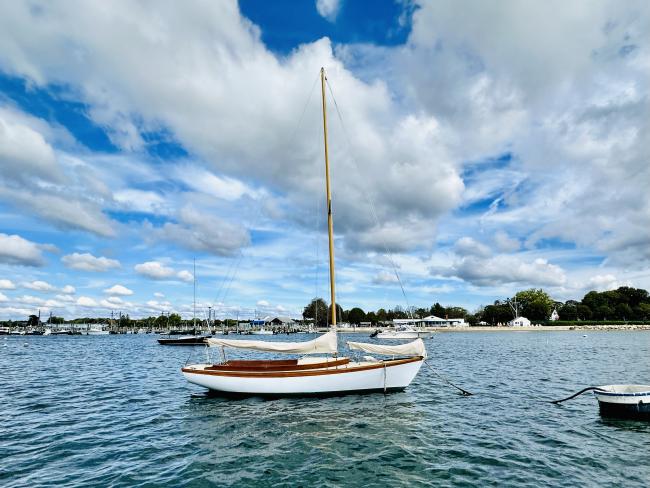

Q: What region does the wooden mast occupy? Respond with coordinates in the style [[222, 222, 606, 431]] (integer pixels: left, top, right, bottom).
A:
[[320, 67, 337, 327]]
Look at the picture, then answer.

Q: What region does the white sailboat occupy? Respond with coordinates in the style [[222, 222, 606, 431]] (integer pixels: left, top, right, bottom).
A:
[[182, 68, 425, 396]]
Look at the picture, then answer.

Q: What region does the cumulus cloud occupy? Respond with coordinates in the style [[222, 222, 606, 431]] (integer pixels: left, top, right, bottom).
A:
[[135, 261, 175, 280], [454, 237, 491, 258], [134, 261, 191, 282], [23, 280, 56, 292], [76, 296, 98, 307], [0, 292, 7, 302], [62, 252, 121, 272], [103, 284, 134, 296], [60, 285, 76, 294], [433, 255, 567, 287], [0, 107, 62, 183], [0, 233, 46, 266], [0, 279, 16, 289], [316, 0, 341, 22], [150, 206, 250, 257], [176, 270, 194, 283]]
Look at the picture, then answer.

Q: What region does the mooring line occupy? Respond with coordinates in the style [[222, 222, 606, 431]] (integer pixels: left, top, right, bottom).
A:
[[550, 387, 604, 404], [424, 361, 473, 396]]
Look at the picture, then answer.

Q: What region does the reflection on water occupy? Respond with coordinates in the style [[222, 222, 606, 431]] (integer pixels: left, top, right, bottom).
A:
[[1, 331, 649, 487]]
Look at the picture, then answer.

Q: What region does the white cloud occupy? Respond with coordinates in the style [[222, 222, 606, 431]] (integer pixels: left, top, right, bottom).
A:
[[0, 233, 46, 266], [174, 165, 259, 201], [113, 189, 168, 215], [60, 285, 76, 294], [106, 296, 123, 305], [134, 261, 191, 282], [103, 284, 134, 296], [76, 296, 98, 307], [256, 300, 270, 307], [176, 270, 194, 283], [0, 279, 16, 289], [372, 270, 399, 285], [316, 0, 341, 22], [0, 107, 62, 183], [153, 292, 165, 298], [454, 237, 491, 258], [149, 206, 250, 257], [23, 280, 56, 292], [434, 254, 567, 287], [62, 252, 121, 272], [0, 292, 7, 302]]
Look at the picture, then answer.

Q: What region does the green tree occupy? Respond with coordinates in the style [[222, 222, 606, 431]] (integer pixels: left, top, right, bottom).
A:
[[376, 308, 387, 323], [348, 307, 366, 325], [558, 303, 578, 320], [514, 289, 553, 321], [593, 305, 613, 321], [366, 311, 377, 324], [576, 304, 592, 320], [430, 302, 446, 317], [168, 313, 182, 328], [445, 306, 468, 319], [614, 303, 633, 320], [303, 298, 328, 328], [27, 315, 39, 327]]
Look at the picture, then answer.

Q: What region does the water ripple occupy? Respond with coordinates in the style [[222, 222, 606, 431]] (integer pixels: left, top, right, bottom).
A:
[[1, 331, 649, 487]]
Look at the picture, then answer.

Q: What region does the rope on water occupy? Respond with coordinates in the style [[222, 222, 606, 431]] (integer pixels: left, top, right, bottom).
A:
[[424, 361, 473, 396], [550, 386, 605, 404]]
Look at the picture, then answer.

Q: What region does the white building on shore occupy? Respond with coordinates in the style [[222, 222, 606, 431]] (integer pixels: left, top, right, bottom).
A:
[[508, 316, 531, 327]]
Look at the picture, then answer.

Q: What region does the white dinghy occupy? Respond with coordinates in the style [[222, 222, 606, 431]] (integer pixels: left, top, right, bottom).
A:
[[182, 68, 426, 397], [594, 384, 650, 419]]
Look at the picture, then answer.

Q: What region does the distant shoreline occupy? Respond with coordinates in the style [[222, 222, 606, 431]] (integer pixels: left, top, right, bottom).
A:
[[329, 324, 650, 333]]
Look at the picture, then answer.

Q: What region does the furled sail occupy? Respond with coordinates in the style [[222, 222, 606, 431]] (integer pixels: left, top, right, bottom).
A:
[[207, 331, 338, 355], [346, 338, 427, 358]]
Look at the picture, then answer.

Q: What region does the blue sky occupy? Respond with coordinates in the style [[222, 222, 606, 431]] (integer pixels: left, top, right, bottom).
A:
[[0, 0, 648, 320]]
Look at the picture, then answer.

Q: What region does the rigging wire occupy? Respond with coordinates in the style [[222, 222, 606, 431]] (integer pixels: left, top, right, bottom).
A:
[[325, 78, 414, 318]]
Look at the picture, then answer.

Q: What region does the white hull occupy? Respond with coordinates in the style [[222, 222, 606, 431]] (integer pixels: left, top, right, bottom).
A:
[[594, 384, 650, 405], [183, 358, 423, 395], [251, 329, 274, 335], [86, 330, 109, 335], [376, 331, 432, 340]]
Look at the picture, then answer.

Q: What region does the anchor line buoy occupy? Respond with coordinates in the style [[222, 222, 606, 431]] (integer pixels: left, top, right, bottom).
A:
[[550, 386, 605, 404]]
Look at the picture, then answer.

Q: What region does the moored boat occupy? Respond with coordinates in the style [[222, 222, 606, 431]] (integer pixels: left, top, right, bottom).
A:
[[158, 335, 210, 346], [182, 332, 425, 396], [594, 384, 650, 419], [181, 68, 426, 397], [376, 325, 433, 340]]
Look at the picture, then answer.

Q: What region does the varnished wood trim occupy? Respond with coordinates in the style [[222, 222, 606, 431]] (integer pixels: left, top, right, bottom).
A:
[[204, 357, 350, 372], [182, 356, 423, 378]]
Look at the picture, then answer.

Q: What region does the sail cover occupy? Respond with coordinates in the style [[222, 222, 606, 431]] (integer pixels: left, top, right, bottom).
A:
[[347, 338, 427, 358], [207, 331, 338, 355]]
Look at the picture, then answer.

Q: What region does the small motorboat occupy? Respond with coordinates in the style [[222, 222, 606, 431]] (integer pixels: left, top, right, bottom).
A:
[[594, 384, 650, 419], [376, 325, 433, 340], [157, 335, 211, 346]]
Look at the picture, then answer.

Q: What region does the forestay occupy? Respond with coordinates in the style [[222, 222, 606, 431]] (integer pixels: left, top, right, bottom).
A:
[[207, 331, 338, 355], [347, 338, 427, 358]]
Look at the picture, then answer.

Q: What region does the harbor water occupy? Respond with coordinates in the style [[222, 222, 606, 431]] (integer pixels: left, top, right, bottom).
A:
[[2, 331, 649, 487]]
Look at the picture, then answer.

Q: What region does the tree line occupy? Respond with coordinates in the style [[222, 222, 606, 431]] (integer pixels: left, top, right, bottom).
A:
[[303, 286, 650, 326]]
